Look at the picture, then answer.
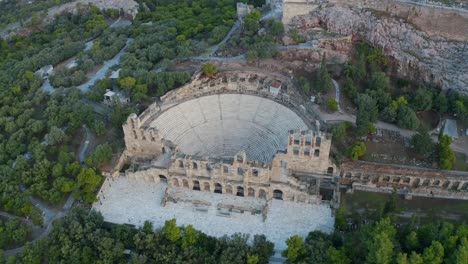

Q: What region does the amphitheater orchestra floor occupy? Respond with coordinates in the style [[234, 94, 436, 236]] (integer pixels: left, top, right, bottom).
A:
[[92, 176, 334, 250]]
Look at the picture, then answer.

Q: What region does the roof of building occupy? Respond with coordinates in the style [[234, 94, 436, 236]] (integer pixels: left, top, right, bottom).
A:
[[270, 80, 282, 89], [104, 91, 116, 97], [443, 119, 459, 139]]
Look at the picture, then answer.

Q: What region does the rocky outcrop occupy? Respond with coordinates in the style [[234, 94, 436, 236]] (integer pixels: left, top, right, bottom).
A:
[[291, 5, 468, 93]]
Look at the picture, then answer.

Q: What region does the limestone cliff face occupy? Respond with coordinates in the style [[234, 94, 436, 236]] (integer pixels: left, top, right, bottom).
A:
[[291, 5, 468, 93]]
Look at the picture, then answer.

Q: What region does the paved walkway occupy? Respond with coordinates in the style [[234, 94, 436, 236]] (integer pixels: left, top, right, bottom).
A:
[[332, 79, 343, 113]]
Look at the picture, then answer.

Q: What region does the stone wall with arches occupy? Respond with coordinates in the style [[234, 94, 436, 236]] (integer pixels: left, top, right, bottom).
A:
[[340, 161, 468, 200]]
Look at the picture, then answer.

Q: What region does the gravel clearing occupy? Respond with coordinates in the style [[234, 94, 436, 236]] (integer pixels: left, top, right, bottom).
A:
[[93, 176, 334, 250]]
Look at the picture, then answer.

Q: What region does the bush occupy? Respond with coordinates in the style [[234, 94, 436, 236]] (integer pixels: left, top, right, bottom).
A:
[[202, 63, 218, 77], [348, 141, 367, 160], [326, 98, 339, 112]]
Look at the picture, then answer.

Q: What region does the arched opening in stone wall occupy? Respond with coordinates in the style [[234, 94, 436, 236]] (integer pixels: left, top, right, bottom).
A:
[[193, 162, 198, 170], [315, 137, 321, 147], [203, 182, 210, 191], [422, 179, 430, 187], [236, 186, 244, 197], [461, 182, 468, 190], [159, 175, 167, 183], [248, 188, 255, 197], [162, 147, 166, 154], [183, 179, 189, 188], [393, 177, 401, 183], [403, 177, 411, 184], [327, 167, 334, 175], [214, 183, 222, 194], [442, 181, 450, 188], [226, 185, 233, 194], [178, 160, 184, 168], [433, 180, 441, 186], [172, 178, 179, 187], [383, 176, 390, 182], [314, 149, 320, 157], [451, 181, 460, 190], [193, 180, 200, 191], [252, 169, 258, 177], [259, 189, 267, 199], [273, 189, 283, 200], [412, 178, 420, 188]]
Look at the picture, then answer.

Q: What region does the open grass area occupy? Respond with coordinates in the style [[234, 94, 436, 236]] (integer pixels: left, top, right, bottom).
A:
[[341, 190, 468, 224]]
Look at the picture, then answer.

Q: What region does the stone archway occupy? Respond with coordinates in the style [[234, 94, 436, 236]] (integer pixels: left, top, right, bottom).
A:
[[193, 180, 200, 191], [172, 178, 179, 187], [214, 183, 222, 194], [258, 189, 267, 199], [248, 188, 255, 197], [236, 186, 244, 197], [159, 175, 167, 183], [273, 189, 283, 200]]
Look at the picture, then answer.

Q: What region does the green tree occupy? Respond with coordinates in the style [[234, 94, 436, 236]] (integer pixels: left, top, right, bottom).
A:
[[202, 63, 218, 77], [92, 120, 106, 137], [331, 121, 352, 143], [380, 106, 397, 123], [422, 241, 444, 264], [119, 77, 136, 94], [163, 219, 181, 243], [437, 134, 455, 170], [247, 255, 259, 264], [369, 72, 390, 93], [327, 246, 350, 264], [408, 251, 424, 264], [181, 225, 199, 249], [349, 141, 367, 161], [411, 127, 434, 157], [412, 87, 433, 112], [356, 94, 378, 135], [326, 98, 339, 112], [282, 235, 304, 262], [343, 76, 357, 99], [270, 20, 284, 36], [433, 91, 448, 113], [397, 106, 420, 130], [316, 54, 333, 93], [404, 231, 420, 252], [45, 126, 66, 145], [450, 237, 468, 264], [88, 143, 113, 168]]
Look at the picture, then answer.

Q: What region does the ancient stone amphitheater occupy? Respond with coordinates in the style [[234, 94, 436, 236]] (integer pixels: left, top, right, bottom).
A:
[[148, 94, 308, 164]]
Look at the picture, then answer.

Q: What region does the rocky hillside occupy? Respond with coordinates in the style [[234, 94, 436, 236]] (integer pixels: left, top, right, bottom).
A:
[[291, 5, 468, 93]]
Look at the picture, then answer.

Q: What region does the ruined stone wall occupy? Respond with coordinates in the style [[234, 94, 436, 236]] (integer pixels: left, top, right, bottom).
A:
[[123, 114, 165, 157], [283, 0, 322, 26], [272, 130, 336, 175], [160, 71, 288, 104], [340, 161, 468, 200]]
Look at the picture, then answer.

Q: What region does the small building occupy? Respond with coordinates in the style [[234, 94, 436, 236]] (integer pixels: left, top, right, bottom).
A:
[[35, 65, 54, 79], [110, 69, 121, 79], [104, 90, 129, 105], [442, 119, 459, 139], [237, 3, 254, 20], [269, 80, 282, 96]]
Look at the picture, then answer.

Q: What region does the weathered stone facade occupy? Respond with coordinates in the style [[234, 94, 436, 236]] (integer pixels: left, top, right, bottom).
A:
[[119, 127, 336, 205], [340, 161, 468, 200]]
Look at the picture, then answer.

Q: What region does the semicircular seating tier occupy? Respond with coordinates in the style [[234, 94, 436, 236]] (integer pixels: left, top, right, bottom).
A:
[[149, 94, 309, 164]]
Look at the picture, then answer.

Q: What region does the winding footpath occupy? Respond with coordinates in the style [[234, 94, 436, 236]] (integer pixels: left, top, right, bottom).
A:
[[3, 125, 91, 258]]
